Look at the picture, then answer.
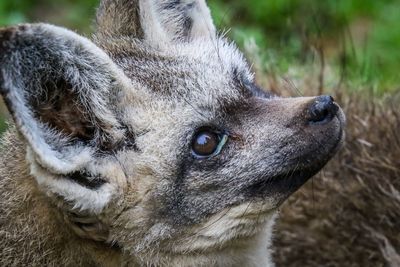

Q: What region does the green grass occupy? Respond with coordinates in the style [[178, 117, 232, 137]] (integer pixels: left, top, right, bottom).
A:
[[0, 0, 98, 32], [209, 0, 400, 94]]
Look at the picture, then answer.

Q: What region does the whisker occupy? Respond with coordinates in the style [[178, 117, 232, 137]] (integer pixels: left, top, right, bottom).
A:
[[283, 76, 303, 97]]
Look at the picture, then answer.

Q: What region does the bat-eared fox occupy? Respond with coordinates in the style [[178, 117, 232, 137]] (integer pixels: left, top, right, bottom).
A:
[[0, 0, 345, 266]]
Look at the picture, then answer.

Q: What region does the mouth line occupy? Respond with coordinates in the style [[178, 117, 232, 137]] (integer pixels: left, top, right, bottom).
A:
[[246, 135, 344, 201], [245, 165, 324, 200]]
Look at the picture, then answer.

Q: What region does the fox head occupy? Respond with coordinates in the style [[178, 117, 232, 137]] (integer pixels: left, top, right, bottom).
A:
[[0, 0, 345, 264]]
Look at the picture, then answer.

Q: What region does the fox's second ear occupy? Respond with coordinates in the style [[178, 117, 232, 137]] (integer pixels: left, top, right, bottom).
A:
[[0, 24, 130, 174], [96, 0, 216, 46]]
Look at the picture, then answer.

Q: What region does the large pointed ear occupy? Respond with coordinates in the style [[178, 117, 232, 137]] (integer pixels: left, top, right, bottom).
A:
[[0, 24, 131, 174], [96, 0, 216, 46]]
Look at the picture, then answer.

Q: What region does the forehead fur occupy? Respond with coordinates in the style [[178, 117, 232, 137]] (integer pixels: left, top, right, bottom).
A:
[[98, 36, 253, 107]]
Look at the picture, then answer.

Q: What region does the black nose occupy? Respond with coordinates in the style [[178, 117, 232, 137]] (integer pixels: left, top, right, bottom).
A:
[[308, 95, 338, 124]]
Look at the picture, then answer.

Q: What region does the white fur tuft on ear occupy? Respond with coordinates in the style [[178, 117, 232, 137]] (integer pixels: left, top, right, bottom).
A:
[[27, 147, 123, 214]]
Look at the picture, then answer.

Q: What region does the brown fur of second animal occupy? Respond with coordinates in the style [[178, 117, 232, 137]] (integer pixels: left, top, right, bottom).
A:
[[0, 1, 345, 266]]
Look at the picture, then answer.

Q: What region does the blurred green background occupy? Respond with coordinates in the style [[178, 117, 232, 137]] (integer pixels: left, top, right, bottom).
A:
[[1, 0, 400, 89], [0, 0, 399, 133]]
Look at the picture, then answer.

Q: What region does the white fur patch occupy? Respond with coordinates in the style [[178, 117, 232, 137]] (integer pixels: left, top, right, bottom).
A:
[[28, 148, 115, 214], [167, 202, 278, 266]]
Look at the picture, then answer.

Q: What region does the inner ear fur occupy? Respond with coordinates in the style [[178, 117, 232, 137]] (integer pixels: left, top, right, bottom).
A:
[[0, 23, 130, 173], [32, 79, 96, 142]]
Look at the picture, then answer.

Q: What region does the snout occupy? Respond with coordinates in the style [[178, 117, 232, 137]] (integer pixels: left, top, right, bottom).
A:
[[307, 95, 339, 124], [243, 94, 345, 201]]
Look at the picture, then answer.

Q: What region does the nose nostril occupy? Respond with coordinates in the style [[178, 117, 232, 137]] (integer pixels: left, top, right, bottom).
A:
[[308, 95, 338, 124]]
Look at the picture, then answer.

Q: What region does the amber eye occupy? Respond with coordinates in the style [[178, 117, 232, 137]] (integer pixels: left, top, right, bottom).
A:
[[192, 130, 228, 158]]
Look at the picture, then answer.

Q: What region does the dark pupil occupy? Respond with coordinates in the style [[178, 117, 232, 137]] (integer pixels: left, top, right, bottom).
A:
[[193, 132, 219, 156]]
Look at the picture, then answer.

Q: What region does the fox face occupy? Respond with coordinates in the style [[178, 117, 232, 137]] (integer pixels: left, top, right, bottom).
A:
[[0, 0, 345, 265]]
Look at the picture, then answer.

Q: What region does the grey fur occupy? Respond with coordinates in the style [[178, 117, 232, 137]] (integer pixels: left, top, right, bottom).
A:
[[0, 1, 345, 266]]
